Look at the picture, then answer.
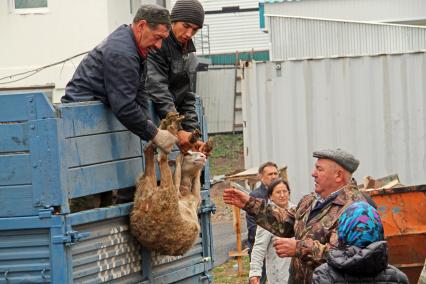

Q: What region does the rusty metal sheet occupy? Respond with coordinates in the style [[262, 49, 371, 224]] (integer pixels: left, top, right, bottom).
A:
[[369, 185, 426, 283]]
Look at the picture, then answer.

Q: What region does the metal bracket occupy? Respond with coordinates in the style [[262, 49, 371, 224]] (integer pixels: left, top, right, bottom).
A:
[[52, 230, 90, 246], [199, 202, 216, 214], [38, 207, 54, 218], [26, 95, 36, 120], [274, 62, 282, 77], [199, 272, 212, 283], [41, 267, 48, 279]]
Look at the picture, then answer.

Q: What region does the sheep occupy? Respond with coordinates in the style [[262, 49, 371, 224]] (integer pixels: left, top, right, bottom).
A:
[[130, 112, 213, 256]]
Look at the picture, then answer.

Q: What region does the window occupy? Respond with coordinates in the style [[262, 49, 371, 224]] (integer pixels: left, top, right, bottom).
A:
[[12, 0, 49, 14]]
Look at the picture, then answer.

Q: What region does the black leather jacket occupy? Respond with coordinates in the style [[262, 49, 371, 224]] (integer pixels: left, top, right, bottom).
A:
[[145, 31, 199, 132]]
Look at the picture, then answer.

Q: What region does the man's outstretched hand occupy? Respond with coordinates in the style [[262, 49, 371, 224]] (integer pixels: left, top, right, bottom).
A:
[[222, 188, 250, 209]]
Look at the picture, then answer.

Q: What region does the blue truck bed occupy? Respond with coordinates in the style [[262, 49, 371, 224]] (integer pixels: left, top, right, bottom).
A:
[[0, 92, 214, 283]]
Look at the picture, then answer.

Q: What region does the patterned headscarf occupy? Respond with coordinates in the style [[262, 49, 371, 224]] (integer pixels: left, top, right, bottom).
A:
[[338, 201, 384, 248]]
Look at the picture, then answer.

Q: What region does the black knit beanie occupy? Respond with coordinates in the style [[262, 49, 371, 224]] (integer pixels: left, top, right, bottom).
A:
[[171, 0, 205, 28]]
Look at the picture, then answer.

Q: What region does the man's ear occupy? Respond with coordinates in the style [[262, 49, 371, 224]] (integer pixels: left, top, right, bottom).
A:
[[137, 20, 147, 30], [335, 169, 344, 183]]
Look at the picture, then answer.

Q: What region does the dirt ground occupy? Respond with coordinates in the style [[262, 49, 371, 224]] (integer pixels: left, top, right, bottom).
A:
[[212, 255, 250, 284], [210, 181, 246, 224], [208, 133, 246, 224], [208, 134, 251, 283]]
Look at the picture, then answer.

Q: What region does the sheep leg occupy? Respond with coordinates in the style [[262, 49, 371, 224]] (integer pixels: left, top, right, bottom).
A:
[[174, 153, 183, 194], [158, 150, 173, 188], [191, 171, 202, 207], [141, 142, 157, 191]]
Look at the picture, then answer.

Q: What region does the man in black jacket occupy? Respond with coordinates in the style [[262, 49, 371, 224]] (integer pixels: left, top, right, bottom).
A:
[[146, 0, 210, 156], [246, 162, 279, 284], [62, 4, 176, 153]]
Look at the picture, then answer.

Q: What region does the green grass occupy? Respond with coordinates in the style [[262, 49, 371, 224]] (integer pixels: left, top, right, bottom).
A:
[[209, 133, 244, 177], [210, 134, 244, 159], [212, 256, 250, 284]]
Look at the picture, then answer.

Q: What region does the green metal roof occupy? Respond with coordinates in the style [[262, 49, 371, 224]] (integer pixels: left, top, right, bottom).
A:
[[199, 51, 270, 65]]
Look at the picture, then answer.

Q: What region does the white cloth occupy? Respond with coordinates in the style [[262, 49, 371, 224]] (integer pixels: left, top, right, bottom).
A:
[[249, 202, 295, 284]]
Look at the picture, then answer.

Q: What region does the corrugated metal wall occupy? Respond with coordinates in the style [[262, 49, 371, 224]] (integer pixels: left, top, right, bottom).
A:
[[72, 217, 144, 283], [241, 52, 426, 202], [197, 67, 237, 133], [266, 15, 426, 60], [0, 228, 51, 282], [263, 0, 426, 24]]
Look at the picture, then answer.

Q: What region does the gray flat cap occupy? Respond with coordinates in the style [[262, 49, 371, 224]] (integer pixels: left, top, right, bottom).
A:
[[313, 148, 359, 173]]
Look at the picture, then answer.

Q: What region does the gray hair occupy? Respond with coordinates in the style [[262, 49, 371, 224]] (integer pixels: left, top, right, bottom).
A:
[[133, 4, 171, 29]]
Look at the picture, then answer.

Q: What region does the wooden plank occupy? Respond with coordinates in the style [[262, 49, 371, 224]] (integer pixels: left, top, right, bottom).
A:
[[0, 122, 29, 153], [0, 185, 35, 217], [65, 132, 142, 167], [67, 158, 144, 198], [29, 118, 65, 208], [0, 154, 32, 186], [58, 100, 162, 138], [0, 215, 62, 231], [66, 203, 132, 226], [59, 102, 127, 138], [0, 92, 55, 122], [232, 206, 244, 275]]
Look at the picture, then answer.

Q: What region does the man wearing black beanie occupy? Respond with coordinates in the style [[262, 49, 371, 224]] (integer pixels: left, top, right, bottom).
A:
[[145, 0, 210, 156], [62, 4, 176, 154]]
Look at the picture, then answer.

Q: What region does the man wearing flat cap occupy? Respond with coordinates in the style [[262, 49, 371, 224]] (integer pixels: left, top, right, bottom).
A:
[[223, 148, 369, 283], [146, 0, 211, 156]]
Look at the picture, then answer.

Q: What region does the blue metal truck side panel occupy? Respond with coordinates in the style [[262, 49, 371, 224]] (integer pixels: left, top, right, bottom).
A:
[[0, 215, 68, 283], [0, 92, 214, 283], [0, 93, 56, 122], [58, 102, 127, 138], [29, 118, 65, 210], [0, 122, 29, 152]]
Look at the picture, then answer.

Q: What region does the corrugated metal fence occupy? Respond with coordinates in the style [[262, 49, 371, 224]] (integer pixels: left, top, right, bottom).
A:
[[266, 15, 426, 60], [197, 66, 238, 133], [241, 52, 426, 202]]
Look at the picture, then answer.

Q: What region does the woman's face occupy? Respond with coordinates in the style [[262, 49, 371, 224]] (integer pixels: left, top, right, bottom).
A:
[[270, 182, 289, 208]]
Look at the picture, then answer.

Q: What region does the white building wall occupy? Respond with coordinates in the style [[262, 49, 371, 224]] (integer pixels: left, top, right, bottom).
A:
[[203, 12, 269, 54], [0, 0, 147, 101], [171, 0, 258, 12], [263, 0, 426, 25], [241, 52, 426, 202]]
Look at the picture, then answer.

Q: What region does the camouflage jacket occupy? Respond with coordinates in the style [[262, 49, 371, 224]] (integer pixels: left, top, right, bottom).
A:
[[243, 184, 367, 284]]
